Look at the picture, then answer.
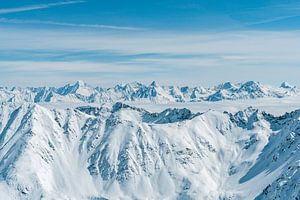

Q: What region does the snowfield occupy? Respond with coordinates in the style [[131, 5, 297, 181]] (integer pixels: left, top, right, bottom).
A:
[[0, 81, 299, 200]]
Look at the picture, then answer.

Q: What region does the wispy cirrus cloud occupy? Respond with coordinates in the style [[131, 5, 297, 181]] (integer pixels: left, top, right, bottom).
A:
[[246, 14, 300, 26], [0, 1, 85, 14], [0, 18, 144, 31], [0, 27, 300, 86]]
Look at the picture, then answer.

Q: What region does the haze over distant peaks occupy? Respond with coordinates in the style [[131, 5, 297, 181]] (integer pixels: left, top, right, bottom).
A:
[[0, 80, 297, 104]]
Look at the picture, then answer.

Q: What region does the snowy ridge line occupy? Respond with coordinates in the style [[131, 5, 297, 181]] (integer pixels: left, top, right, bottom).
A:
[[0, 101, 300, 199], [76, 102, 202, 124], [0, 80, 297, 104]]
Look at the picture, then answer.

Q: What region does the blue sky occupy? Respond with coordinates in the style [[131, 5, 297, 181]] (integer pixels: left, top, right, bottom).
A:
[[0, 0, 300, 87]]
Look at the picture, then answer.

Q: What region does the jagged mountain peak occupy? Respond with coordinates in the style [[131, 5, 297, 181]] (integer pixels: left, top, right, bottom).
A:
[[114, 81, 144, 89], [63, 80, 87, 89], [111, 102, 146, 113], [280, 81, 293, 89], [0, 80, 298, 104], [223, 82, 235, 89], [143, 107, 201, 124], [239, 80, 262, 91], [113, 82, 145, 94], [150, 80, 158, 87], [218, 81, 237, 90], [225, 106, 261, 130], [206, 81, 281, 101], [74, 80, 86, 87], [109, 102, 201, 124], [57, 80, 94, 97]]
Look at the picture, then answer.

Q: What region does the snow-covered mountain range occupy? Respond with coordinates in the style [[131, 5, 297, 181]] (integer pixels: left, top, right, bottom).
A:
[[0, 81, 299, 199], [0, 80, 297, 104], [0, 99, 300, 199]]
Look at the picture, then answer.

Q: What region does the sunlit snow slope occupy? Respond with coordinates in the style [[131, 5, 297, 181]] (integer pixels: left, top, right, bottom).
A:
[[0, 100, 299, 199]]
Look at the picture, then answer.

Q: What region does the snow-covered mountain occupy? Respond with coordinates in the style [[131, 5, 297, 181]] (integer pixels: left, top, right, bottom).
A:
[[207, 81, 297, 101], [0, 81, 297, 104], [0, 101, 300, 199]]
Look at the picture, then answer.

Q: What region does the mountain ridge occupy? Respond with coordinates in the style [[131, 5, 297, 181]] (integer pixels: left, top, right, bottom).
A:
[[0, 81, 297, 104], [0, 102, 299, 199]]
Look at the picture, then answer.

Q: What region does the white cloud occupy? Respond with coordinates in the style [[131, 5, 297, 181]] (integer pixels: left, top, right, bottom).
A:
[[0, 27, 300, 86], [246, 14, 300, 26], [0, 61, 167, 73], [0, 1, 85, 14], [0, 18, 143, 31], [1, 27, 299, 62]]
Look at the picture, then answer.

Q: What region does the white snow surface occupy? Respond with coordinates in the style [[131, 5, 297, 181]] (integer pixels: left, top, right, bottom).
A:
[[0, 81, 300, 200]]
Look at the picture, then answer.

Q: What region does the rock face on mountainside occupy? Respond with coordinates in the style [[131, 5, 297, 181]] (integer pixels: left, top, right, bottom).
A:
[[280, 81, 294, 89], [0, 101, 300, 199], [0, 80, 297, 104]]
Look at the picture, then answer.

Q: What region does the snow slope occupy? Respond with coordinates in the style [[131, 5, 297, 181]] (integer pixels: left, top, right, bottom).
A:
[[0, 100, 300, 199]]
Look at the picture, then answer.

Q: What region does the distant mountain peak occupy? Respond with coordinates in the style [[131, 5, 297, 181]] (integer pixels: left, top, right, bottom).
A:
[[280, 81, 293, 89], [150, 81, 158, 87], [57, 80, 93, 97], [239, 81, 263, 92], [219, 82, 236, 90], [241, 80, 260, 87], [74, 80, 86, 87], [0, 80, 297, 104], [223, 81, 234, 88]]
